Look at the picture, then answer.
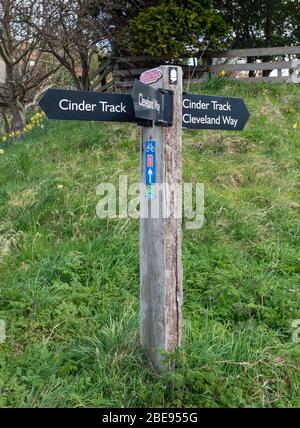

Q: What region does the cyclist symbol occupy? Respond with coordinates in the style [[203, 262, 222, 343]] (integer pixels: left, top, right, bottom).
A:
[[146, 141, 155, 153]]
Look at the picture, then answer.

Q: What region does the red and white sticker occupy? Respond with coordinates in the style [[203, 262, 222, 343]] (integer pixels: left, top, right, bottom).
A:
[[140, 68, 162, 85]]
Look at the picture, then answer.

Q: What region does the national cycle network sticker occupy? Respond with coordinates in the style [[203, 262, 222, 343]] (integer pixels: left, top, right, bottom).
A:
[[145, 140, 156, 200], [145, 140, 156, 186]]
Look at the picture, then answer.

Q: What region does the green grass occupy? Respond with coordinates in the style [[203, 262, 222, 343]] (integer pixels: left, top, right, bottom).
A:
[[0, 78, 300, 407]]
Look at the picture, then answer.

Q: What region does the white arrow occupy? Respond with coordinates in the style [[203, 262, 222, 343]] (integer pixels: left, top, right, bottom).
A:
[[148, 168, 153, 184]]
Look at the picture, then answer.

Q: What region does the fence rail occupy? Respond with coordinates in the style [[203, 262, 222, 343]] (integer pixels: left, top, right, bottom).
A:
[[206, 45, 300, 58], [98, 45, 300, 92]]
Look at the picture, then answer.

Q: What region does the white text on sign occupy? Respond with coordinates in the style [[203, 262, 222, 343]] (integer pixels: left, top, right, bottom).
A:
[[59, 99, 127, 113], [183, 114, 238, 128], [183, 98, 232, 111], [138, 93, 160, 113]]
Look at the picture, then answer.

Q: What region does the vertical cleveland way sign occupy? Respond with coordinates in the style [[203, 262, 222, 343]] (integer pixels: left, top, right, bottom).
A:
[[39, 68, 250, 373], [137, 66, 183, 371]]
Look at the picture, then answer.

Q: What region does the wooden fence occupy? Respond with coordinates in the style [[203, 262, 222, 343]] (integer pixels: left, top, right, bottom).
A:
[[97, 45, 300, 92], [2, 45, 298, 93]]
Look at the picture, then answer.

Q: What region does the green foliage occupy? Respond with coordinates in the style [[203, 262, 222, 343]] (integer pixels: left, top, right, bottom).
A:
[[127, 0, 229, 58], [213, 0, 300, 48], [0, 81, 300, 407]]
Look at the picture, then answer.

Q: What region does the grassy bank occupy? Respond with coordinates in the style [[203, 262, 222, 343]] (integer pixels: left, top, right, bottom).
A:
[[0, 79, 299, 407]]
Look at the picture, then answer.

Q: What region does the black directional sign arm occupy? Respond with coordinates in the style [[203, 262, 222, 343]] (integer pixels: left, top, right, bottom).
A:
[[39, 89, 137, 123], [182, 93, 250, 131], [132, 80, 174, 127], [132, 80, 160, 122]]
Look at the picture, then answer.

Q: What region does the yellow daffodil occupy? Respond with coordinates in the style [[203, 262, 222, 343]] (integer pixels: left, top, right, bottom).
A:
[[2, 110, 46, 142]]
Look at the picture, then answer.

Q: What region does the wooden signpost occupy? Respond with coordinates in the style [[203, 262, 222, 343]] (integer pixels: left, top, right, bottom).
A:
[[136, 66, 183, 371], [39, 65, 250, 372]]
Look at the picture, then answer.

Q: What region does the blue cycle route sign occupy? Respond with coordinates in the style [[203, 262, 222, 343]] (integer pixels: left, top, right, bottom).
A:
[[145, 140, 156, 185]]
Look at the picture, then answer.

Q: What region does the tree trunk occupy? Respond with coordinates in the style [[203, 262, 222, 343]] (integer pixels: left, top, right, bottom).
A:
[[72, 73, 82, 91], [80, 52, 91, 91], [11, 100, 26, 132], [81, 66, 90, 91], [1, 112, 10, 133], [5, 63, 26, 132]]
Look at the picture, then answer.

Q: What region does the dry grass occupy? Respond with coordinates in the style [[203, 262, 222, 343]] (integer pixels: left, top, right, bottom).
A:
[[8, 189, 38, 208]]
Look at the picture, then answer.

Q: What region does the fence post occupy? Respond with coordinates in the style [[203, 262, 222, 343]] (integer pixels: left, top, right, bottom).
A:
[[140, 65, 183, 371]]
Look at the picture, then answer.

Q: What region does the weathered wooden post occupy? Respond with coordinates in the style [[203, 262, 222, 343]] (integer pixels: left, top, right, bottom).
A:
[[139, 66, 183, 371]]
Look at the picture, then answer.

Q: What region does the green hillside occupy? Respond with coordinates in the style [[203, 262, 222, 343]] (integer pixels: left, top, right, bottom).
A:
[[0, 79, 300, 407]]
